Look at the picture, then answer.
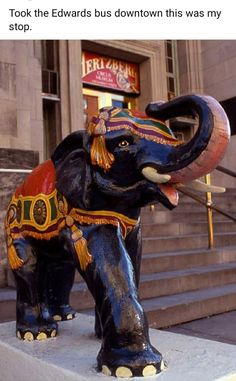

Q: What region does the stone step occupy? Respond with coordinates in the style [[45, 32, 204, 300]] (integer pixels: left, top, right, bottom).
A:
[[2, 262, 236, 327], [141, 246, 236, 274], [0, 288, 16, 322], [177, 196, 236, 204], [75, 246, 236, 284], [71, 262, 236, 302], [142, 232, 236, 253], [3, 261, 236, 321], [141, 220, 236, 237], [141, 209, 235, 223], [139, 261, 236, 299], [142, 193, 236, 211], [144, 283, 236, 328], [178, 187, 236, 201], [140, 188, 236, 220], [181, 190, 236, 199], [143, 200, 236, 213], [177, 199, 236, 209], [0, 285, 95, 323]]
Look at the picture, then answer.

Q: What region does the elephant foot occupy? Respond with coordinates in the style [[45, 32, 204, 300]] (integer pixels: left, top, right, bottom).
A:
[[97, 345, 164, 378], [16, 320, 58, 341], [50, 304, 76, 322]]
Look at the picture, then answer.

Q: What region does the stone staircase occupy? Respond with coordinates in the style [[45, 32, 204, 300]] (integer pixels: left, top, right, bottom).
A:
[[1, 189, 236, 328]]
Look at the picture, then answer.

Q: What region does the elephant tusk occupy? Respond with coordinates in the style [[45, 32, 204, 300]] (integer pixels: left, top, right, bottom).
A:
[[141, 167, 171, 184], [177, 179, 225, 193]]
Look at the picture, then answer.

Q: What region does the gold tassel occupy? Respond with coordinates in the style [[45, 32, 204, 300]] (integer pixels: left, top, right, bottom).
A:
[[7, 244, 24, 270], [71, 225, 92, 271], [91, 136, 114, 171]]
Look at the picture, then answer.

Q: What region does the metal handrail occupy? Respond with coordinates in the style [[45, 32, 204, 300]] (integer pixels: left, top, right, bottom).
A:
[[177, 187, 236, 223], [176, 166, 236, 249], [216, 165, 236, 178], [0, 168, 32, 173]]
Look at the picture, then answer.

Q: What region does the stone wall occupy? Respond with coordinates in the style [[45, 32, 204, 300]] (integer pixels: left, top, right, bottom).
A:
[[0, 41, 43, 160]]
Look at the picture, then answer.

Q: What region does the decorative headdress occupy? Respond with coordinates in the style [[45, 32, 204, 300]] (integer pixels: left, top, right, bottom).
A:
[[88, 107, 180, 171]]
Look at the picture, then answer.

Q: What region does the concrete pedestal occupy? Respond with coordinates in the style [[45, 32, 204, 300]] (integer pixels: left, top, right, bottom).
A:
[[0, 314, 236, 381]]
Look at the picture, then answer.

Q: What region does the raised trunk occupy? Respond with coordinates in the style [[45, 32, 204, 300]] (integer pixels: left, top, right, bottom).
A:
[[145, 95, 230, 183]]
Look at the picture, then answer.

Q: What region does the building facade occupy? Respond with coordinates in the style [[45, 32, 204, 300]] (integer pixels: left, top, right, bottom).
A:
[[0, 39, 236, 286]]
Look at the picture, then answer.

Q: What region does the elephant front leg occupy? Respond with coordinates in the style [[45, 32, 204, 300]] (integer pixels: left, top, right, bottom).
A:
[[11, 239, 58, 341], [82, 225, 163, 378]]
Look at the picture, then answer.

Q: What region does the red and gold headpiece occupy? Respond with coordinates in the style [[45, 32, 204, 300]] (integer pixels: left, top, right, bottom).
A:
[[88, 107, 179, 171]]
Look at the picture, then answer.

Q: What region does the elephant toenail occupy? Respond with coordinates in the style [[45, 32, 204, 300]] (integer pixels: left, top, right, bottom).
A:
[[16, 331, 22, 339], [51, 329, 57, 337], [36, 332, 47, 341], [66, 313, 73, 320], [142, 365, 157, 377], [102, 365, 111, 376], [23, 332, 34, 341], [115, 366, 133, 378], [160, 360, 165, 371], [53, 314, 62, 321]]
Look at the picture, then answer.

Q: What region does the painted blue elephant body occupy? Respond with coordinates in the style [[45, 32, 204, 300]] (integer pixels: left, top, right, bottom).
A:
[[5, 95, 230, 377]]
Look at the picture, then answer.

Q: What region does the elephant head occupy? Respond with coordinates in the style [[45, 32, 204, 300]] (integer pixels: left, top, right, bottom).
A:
[[52, 94, 230, 214]]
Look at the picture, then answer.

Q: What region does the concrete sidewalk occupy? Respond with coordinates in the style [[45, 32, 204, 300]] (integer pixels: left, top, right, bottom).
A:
[[164, 310, 236, 345]]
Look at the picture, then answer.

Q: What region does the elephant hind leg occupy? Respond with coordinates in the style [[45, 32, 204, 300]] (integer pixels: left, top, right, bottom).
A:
[[11, 238, 58, 341], [44, 258, 77, 322], [94, 307, 102, 339]]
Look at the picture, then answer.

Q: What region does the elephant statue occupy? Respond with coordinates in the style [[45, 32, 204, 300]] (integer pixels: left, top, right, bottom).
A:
[[5, 94, 230, 378]]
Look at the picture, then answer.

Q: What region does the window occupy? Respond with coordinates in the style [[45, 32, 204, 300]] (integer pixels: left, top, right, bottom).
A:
[[41, 41, 61, 159], [165, 40, 179, 100], [41, 41, 60, 99]]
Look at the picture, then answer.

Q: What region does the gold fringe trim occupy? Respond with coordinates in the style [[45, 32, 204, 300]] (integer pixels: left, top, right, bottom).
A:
[[71, 225, 92, 271], [70, 209, 138, 238], [72, 213, 125, 236], [91, 135, 115, 171], [7, 245, 24, 270], [13, 229, 60, 241], [70, 207, 137, 225]]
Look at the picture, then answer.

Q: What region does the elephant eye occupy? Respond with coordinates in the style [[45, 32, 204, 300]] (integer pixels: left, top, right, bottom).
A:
[[118, 140, 130, 148]]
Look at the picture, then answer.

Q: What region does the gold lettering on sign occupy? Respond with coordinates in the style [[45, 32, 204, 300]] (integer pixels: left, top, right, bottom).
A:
[[86, 59, 94, 74], [93, 58, 101, 71], [105, 59, 112, 70]]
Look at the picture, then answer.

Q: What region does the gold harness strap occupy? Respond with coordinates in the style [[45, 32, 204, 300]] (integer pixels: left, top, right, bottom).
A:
[[5, 190, 139, 271]]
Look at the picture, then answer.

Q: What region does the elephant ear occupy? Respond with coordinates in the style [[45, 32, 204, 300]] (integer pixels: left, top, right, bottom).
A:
[[51, 131, 92, 209]]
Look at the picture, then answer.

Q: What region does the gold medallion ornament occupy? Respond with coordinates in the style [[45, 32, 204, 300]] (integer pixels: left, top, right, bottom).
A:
[[33, 199, 47, 225]]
